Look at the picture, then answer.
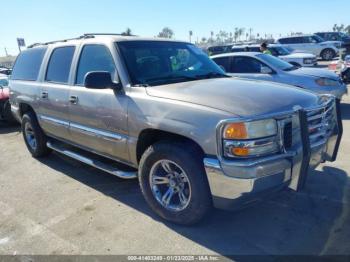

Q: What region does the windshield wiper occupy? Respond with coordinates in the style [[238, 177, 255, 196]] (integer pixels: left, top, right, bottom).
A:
[[146, 75, 197, 82], [195, 72, 229, 79], [144, 75, 198, 85]]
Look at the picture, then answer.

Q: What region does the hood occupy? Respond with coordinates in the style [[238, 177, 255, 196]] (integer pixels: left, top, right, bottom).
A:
[[280, 52, 315, 59], [146, 78, 319, 117], [0, 87, 9, 100], [288, 67, 340, 80]]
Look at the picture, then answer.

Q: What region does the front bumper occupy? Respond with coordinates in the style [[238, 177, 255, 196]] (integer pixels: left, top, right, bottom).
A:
[[204, 98, 342, 210]]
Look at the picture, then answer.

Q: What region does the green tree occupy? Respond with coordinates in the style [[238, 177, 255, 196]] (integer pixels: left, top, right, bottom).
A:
[[158, 27, 174, 38], [121, 28, 132, 36]]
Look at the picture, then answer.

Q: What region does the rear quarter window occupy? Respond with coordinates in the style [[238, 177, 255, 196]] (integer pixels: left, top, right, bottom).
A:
[[11, 47, 47, 81]]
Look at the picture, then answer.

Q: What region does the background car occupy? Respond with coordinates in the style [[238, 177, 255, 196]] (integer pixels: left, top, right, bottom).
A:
[[277, 34, 341, 60], [211, 52, 347, 99], [0, 74, 15, 122], [316, 31, 350, 53], [0, 67, 12, 75], [230, 44, 317, 67], [207, 45, 233, 55]]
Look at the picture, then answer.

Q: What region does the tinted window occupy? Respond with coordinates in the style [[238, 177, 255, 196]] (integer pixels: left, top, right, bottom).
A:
[[11, 47, 47, 81], [249, 47, 261, 52], [46, 46, 75, 84], [279, 38, 292, 44], [76, 45, 116, 85], [257, 54, 294, 71], [231, 47, 245, 52], [230, 57, 265, 73], [213, 57, 230, 72]]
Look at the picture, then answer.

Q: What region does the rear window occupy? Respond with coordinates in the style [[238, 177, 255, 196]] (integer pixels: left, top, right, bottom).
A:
[[11, 47, 47, 81], [45, 46, 75, 84]]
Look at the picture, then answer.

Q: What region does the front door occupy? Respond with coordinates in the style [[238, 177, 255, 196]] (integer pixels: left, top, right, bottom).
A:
[[68, 44, 130, 161]]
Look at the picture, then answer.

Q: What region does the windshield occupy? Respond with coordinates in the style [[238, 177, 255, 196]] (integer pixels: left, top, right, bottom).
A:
[[256, 54, 295, 71], [271, 46, 290, 56], [117, 41, 226, 86]]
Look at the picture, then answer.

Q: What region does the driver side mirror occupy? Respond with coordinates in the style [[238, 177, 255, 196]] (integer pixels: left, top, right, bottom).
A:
[[260, 66, 273, 74], [84, 71, 122, 90]]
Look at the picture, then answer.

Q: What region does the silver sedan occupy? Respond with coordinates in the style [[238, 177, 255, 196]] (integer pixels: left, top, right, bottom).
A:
[[211, 52, 348, 99]]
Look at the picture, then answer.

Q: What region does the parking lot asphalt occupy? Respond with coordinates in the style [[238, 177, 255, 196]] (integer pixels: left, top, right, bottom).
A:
[[0, 91, 349, 256]]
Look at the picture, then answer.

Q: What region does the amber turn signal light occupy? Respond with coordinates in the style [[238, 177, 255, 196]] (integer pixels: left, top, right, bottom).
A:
[[231, 147, 249, 156], [223, 122, 247, 139]]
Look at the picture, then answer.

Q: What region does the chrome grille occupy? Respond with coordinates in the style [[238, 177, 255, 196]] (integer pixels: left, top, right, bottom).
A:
[[306, 100, 336, 145]]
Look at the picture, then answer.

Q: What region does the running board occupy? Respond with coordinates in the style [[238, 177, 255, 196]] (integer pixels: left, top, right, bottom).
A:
[[47, 141, 137, 179]]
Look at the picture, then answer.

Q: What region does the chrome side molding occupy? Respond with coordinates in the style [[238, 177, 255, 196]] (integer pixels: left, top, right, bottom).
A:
[[47, 141, 137, 179]]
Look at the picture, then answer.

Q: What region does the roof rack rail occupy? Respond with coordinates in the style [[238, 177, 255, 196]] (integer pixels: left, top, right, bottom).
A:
[[27, 33, 137, 48], [83, 33, 137, 37], [27, 34, 93, 48]]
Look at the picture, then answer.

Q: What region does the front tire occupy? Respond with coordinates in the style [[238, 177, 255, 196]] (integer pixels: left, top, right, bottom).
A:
[[139, 141, 212, 225], [22, 111, 51, 158], [321, 49, 336, 61]]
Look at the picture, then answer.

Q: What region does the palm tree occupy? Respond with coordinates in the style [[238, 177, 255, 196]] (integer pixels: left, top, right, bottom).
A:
[[210, 31, 214, 43], [238, 28, 245, 41], [234, 27, 239, 42], [189, 30, 193, 43]]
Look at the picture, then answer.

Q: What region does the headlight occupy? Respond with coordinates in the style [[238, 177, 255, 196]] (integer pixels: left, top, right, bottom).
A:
[[303, 58, 314, 64], [223, 119, 277, 139], [222, 119, 279, 158], [315, 78, 339, 87]]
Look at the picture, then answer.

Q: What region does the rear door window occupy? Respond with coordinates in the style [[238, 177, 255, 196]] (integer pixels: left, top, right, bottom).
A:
[[75, 45, 116, 85], [45, 46, 75, 84], [212, 57, 230, 72], [11, 47, 47, 81], [230, 57, 264, 73]]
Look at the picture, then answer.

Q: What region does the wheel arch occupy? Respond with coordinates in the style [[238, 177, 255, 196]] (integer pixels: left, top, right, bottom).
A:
[[136, 128, 205, 164]]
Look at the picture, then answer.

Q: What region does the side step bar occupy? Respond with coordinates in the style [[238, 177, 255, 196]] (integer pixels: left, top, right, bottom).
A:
[[47, 141, 137, 179]]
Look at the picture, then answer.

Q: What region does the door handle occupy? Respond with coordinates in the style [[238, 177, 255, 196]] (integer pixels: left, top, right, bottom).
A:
[[69, 95, 78, 104], [41, 91, 48, 99]]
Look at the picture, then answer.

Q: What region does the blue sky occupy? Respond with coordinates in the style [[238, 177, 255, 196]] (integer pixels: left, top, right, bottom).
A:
[[1, 0, 349, 56]]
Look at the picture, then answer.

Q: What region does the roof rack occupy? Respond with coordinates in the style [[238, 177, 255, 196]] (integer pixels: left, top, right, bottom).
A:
[[27, 34, 92, 48], [83, 33, 137, 37], [27, 33, 137, 48]]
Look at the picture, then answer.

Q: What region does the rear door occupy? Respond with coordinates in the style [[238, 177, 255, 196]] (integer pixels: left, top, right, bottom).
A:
[[68, 43, 129, 161], [39, 46, 76, 141]]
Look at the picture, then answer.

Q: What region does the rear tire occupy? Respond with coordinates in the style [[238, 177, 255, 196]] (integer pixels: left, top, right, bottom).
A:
[[22, 111, 51, 158], [139, 141, 212, 225], [321, 49, 336, 61]]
